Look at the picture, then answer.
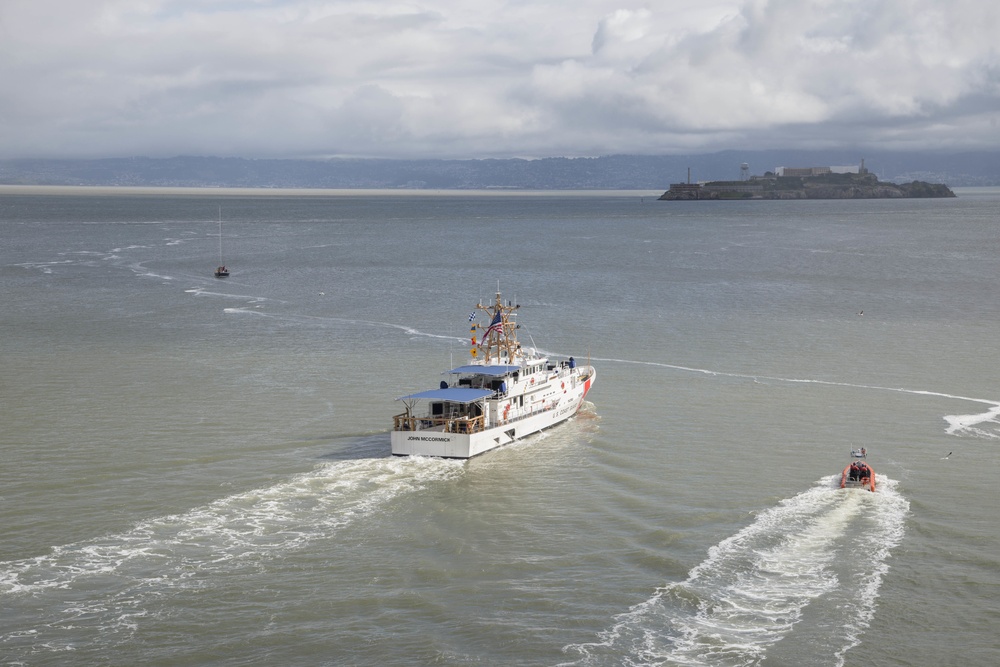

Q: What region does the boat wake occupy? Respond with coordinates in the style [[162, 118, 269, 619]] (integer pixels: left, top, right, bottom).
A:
[[592, 355, 1000, 440], [0, 456, 462, 653], [562, 476, 909, 667], [942, 403, 1000, 439]]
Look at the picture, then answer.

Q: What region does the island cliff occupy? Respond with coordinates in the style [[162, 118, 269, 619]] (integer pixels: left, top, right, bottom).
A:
[[659, 171, 956, 200]]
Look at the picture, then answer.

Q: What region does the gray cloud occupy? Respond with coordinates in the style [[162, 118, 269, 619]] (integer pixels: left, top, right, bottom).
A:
[[0, 0, 996, 159]]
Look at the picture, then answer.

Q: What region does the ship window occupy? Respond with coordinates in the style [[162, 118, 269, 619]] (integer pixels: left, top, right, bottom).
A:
[[431, 403, 443, 416]]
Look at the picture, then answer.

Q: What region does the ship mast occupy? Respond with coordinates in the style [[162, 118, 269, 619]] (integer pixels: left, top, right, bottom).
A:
[[477, 291, 520, 364]]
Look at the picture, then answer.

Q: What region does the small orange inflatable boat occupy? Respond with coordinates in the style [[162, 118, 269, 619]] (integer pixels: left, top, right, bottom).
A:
[[840, 448, 876, 492]]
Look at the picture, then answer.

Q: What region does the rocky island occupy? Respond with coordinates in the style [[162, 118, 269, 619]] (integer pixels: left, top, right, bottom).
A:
[[659, 165, 956, 200]]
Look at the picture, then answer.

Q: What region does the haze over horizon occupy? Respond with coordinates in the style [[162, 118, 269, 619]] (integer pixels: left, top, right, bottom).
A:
[[2, 0, 998, 162]]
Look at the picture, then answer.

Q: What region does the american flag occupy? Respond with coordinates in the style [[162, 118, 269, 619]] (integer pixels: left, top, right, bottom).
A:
[[482, 311, 503, 338]]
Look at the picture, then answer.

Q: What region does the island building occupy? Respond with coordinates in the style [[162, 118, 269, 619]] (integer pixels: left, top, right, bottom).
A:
[[775, 161, 867, 177]]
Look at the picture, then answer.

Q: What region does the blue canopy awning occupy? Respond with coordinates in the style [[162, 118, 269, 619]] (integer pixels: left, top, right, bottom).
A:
[[396, 387, 494, 403], [446, 364, 520, 376]]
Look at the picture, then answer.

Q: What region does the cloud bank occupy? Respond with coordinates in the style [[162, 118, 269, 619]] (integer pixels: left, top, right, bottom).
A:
[[1, 0, 997, 159]]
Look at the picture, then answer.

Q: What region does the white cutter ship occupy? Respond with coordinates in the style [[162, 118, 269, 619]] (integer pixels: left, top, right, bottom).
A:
[[391, 291, 596, 458]]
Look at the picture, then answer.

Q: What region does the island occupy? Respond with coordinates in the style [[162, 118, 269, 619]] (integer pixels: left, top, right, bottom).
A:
[[659, 164, 956, 200]]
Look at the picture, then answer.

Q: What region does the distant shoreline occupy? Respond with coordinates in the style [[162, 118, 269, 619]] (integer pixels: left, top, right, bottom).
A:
[[4, 183, 994, 199], [0, 184, 662, 198], [3, 153, 997, 189]]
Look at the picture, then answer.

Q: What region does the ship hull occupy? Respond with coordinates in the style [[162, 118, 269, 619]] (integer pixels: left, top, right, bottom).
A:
[[391, 371, 593, 458]]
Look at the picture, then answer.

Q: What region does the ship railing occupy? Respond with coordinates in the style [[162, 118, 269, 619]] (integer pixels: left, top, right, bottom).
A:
[[394, 413, 443, 431], [445, 415, 485, 434], [500, 400, 559, 426], [392, 412, 448, 431], [393, 413, 485, 434], [393, 413, 428, 431]]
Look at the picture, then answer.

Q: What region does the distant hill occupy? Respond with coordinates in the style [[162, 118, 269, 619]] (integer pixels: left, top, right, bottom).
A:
[[1, 150, 998, 190]]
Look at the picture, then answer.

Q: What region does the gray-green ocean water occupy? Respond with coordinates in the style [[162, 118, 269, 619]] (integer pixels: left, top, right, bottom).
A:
[[2, 187, 998, 666]]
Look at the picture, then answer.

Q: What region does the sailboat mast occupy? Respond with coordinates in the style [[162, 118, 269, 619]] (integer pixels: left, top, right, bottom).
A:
[[213, 206, 230, 277], [218, 206, 223, 264]]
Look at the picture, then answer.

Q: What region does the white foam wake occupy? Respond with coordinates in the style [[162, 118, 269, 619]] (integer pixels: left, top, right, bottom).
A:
[[591, 356, 1000, 440], [563, 476, 909, 667], [0, 456, 462, 650], [943, 403, 1000, 439]]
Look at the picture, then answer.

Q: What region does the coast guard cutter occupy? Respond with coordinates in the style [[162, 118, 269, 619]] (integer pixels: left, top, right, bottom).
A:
[[391, 291, 596, 458]]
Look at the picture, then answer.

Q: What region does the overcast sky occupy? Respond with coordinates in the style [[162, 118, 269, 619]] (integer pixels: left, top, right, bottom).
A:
[[1, 0, 997, 160]]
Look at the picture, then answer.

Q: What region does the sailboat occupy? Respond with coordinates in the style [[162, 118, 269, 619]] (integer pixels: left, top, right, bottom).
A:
[[214, 207, 229, 278]]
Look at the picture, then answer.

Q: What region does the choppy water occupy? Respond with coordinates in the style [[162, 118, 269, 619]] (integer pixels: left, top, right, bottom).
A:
[[2, 186, 999, 666]]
